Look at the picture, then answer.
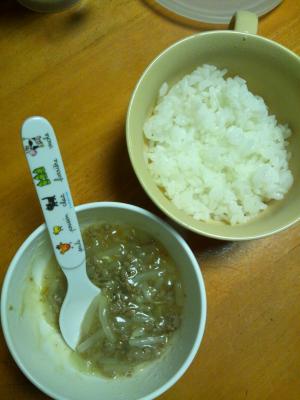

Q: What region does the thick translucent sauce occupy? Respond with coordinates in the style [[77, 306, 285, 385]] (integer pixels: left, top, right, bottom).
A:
[[41, 223, 184, 378]]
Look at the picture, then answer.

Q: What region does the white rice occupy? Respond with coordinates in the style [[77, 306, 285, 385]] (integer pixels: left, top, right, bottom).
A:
[[143, 64, 293, 225]]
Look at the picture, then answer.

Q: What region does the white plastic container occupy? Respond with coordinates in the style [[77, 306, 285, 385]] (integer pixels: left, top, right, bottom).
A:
[[156, 0, 282, 23]]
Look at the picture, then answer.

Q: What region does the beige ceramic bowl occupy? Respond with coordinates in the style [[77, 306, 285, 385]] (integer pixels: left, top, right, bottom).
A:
[[126, 11, 300, 241]]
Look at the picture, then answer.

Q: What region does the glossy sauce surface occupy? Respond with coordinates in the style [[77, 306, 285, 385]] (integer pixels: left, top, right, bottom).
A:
[[41, 223, 184, 378]]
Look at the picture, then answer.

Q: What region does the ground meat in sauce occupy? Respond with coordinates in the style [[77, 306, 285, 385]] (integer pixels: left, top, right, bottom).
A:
[[41, 222, 184, 378]]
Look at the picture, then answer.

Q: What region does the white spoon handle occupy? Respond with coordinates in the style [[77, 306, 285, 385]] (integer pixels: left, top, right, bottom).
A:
[[21, 116, 85, 270]]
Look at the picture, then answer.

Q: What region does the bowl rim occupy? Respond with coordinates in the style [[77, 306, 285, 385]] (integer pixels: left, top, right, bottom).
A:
[[126, 30, 300, 241], [1, 201, 207, 400]]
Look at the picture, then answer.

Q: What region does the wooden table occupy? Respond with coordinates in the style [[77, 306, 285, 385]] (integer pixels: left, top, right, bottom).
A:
[[1, 0, 300, 398]]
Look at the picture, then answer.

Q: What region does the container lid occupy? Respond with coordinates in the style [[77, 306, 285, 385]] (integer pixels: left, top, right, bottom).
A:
[[155, 0, 282, 24]]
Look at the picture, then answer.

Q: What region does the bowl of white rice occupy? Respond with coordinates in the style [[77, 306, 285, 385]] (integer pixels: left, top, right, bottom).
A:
[[126, 21, 300, 240]]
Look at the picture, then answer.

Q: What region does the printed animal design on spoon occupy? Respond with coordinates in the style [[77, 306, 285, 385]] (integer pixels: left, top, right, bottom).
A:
[[24, 136, 44, 156], [42, 196, 58, 211], [56, 242, 72, 254], [32, 166, 51, 187], [53, 225, 63, 235]]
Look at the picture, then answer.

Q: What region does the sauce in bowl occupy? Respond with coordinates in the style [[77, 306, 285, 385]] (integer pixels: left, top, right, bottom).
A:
[[41, 223, 184, 378]]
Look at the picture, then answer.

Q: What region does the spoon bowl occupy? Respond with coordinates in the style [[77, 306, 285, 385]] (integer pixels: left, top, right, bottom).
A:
[[59, 265, 100, 350]]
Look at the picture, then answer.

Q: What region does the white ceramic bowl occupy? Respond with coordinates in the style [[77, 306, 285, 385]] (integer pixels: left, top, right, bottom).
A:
[[1, 202, 206, 400]]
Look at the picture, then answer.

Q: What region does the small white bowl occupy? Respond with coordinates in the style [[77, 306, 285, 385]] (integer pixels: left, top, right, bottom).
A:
[[1, 202, 206, 400]]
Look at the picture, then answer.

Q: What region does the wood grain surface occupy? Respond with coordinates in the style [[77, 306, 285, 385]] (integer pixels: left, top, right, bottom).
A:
[[0, 0, 299, 399]]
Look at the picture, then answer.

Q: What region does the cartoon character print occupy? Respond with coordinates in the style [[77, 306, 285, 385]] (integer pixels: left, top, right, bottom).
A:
[[24, 136, 44, 156], [42, 196, 58, 211], [32, 167, 51, 187], [56, 242, 72, 254], [53, 225, 63, 235]]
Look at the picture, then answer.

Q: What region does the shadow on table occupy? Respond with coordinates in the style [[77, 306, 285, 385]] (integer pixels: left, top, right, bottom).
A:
[[108, 125, 232, 260], [0, 0, 92, 30], [0, 0, 27, 16], [0, 0, 47, 23]]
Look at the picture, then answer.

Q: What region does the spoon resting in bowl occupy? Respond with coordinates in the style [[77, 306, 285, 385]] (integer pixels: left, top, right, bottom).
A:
[[21, 116, 100, 350]]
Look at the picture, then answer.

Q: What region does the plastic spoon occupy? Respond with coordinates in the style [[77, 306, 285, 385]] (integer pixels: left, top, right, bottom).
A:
[[21, 116, 100, 350]]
